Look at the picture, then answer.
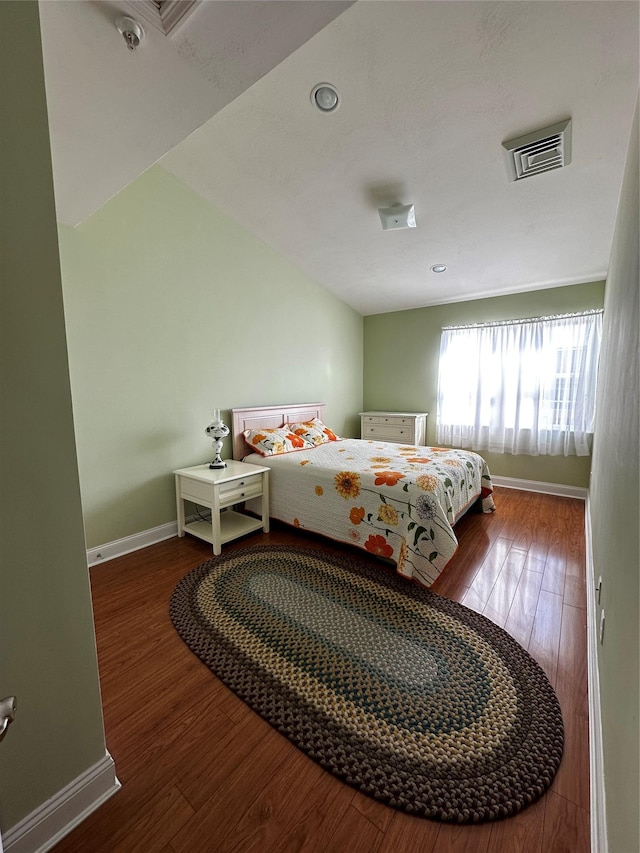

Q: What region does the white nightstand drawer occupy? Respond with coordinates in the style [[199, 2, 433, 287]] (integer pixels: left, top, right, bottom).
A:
[[217, 477, 263, 508]]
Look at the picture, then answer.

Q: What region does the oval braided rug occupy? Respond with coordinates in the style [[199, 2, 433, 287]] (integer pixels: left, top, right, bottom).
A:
[[169, 544, 563, 823]]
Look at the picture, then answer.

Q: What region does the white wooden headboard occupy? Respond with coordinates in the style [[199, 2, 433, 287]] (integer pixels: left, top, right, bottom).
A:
[[231, 403, 325, 460]]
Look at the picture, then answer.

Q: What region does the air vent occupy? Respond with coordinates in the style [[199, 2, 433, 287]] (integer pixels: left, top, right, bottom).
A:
[[122, 0, 200, 35], [502, 119, 572, 181]]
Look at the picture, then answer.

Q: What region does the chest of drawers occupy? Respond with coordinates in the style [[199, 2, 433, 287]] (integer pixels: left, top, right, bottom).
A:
[[360, 411, 428, 445]]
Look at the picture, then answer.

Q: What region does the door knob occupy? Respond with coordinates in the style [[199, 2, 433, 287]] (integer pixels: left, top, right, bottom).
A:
[[0, 696, 16, 742]]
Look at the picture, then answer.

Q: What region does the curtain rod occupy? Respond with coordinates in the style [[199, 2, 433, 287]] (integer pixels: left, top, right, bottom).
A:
[[442, 308, 603, 331]]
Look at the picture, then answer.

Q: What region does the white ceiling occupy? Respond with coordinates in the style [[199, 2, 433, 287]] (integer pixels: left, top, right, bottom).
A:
[[41, 1, 638, 315]]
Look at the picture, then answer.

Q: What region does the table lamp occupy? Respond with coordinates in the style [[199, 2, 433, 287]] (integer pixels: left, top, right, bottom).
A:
[[205, 409, 230, 469]]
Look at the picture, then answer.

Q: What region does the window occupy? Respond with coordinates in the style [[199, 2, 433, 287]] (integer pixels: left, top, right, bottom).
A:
[[435, 311, 603, 456]]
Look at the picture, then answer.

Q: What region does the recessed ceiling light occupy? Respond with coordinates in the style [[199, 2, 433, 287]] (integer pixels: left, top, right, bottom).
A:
[[431, 264, 447, 273], [311, 83, 339, 113]]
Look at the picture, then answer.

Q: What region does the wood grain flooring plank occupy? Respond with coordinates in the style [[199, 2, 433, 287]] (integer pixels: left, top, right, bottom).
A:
[[460, 584, 486, 614], [377, 810, 440, 853], [430, 820, 493, 853], [170, 723, 291, 852], [482, 547, 528, 627], [52, 781, 195, 853], [465, 537, 513, 605], [563, 573, 587, 609], [555, 604, 589, 713], [217, 750, 351, 853], [175, 708, 279, 811], [487, 796, 545, 853], [542, 791, 590, 853], [551, 710, 590, 813], [351, 791, 395, 833], [108, 686, 237, 786], [503, 568, 544, 648], [524, 553, 546, 574], [324, 805, 384, 853], [109, 786, 195, 853], [540, 537, 567, 597], [527, 589, 563, 688]]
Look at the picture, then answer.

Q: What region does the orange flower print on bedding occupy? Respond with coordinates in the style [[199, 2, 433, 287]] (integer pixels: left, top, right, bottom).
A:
[[251, 433, 267, 445], [350, 506, 365, 525], [365, 534, 394, 558], [334, 472, 361, 499], [369, 457, 392, 465], [416, 474, 439, 492], [315, 485, 324, 496], [299, 460, 309, 466], [286, 433, 306, 448], [323, 427, 338, 441], [374, 471, 405, 487], [406, 457, 432, 464], [378, 504, 398, 526], [397, 539, 409, 573], [293, 518, 300, 527]]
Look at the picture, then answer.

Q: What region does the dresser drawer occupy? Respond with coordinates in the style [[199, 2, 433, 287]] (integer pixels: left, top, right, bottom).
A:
[[363, 423, 414, 441], [362, 414, 414, 426]]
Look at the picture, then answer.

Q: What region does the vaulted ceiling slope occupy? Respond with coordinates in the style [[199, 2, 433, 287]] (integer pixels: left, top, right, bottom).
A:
[[42, 1, 638, 315], [40, 0, 353, 226]]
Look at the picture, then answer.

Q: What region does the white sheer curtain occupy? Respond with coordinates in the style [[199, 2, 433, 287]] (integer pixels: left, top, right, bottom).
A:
[[436, 311, 602, 456]]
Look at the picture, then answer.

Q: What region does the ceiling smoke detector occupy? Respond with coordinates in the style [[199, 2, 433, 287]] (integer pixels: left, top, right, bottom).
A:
[[502, 119, 572, 181], [378, 204, 416, 231], [116, 16, 144, 50]]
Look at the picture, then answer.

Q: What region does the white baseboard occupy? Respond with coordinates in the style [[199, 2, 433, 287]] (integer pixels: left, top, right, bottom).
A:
[[87, 480, 587, 568], [87, 520, 179, 567], [3, 752, 120, 853], [491, 475, 588, 500], [584, 495, 608, 853]]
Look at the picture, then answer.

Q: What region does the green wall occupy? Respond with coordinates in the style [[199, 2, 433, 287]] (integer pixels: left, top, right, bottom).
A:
[[58, 166, 363, 548], [0, 1, 108, 833], [590, 98, 639, 853], [363, 281, 605, 487]]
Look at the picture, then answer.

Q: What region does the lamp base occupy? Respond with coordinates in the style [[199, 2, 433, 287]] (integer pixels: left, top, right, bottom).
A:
[[209, 459, 227, 469]]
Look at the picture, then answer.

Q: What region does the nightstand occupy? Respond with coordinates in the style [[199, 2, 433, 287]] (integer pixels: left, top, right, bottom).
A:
[[174, 461, 270, 555]]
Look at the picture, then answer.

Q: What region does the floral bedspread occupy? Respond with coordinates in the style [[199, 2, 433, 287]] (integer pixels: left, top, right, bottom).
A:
[[244, 439, 495, 588]]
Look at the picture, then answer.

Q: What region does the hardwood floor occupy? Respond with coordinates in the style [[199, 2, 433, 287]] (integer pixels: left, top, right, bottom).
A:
[[52, 486, 589, 853]]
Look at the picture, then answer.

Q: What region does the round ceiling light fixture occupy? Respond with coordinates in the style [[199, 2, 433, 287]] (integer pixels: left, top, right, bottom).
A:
[[431, 264, 447, 273], [311, 83, 340, 113]]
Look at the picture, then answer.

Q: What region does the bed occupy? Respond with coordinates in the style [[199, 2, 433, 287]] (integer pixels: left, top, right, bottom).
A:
[[231, 403, 495, 588]]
